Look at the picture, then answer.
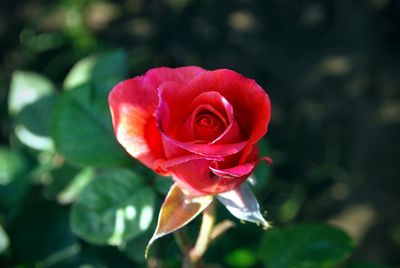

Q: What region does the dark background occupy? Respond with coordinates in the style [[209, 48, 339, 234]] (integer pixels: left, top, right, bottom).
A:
[[1, 0, 399, 267]]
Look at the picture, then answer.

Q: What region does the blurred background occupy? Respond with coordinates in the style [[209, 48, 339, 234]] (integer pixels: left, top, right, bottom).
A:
[[0, 0, 399, 267]]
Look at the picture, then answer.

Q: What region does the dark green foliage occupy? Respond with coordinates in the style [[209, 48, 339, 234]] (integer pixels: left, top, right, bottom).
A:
[[1, 0, 398, 267], [259, 224, 355, 268]]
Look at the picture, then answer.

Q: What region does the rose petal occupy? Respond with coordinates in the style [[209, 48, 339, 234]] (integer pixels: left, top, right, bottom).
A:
[[187, 91, 241, 144], [186, 69, 271, 163], [155, 69, 270, 163], [109, 76, 162, 170], [210, 156, 273, 179], [145, 66, 206, 90], [161, 133, 247, 158], [217, 182, 270, 229], [190, 105, 226, 142], [180, 104, 227, 142], [154, 154, 223, 173], [157, 83, 247, 158], [209, 162, 255, 178], [159, 87, 242, 145], [109, 66, 206, 171], [169, 159, 248, 196], [145, 184, 213, 258]]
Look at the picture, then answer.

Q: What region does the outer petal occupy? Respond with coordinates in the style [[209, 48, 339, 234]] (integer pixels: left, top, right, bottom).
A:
[[109, 66, 206, 170], [145, 66, 206, 89], [210, 156, 272, 179], [169, 159, 249, 196], [109, 76, 161, 169]]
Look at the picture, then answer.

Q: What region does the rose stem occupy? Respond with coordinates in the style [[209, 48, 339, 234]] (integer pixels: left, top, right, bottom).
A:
[[173, 229, 193, 268], [189, 200, 217, 264]]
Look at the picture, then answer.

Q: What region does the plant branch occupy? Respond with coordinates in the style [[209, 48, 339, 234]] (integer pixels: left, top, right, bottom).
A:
[[174, 229, 193, 268], [189, 200, 216, 263]]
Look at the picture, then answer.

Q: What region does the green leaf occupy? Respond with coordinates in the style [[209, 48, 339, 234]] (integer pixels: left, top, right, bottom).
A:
[[8, 71, 55, 150], [8, 71, 55, 115], [225, 248, 257, 268], [154, 175, 174, 195], [71, 168, 155, 246], [0, 224, 9, 254], [63, 49, 128, 91], [57, 167, 95, 204], [120, 228, 155, 264], [0, 147, 28, 186], [146, 184, 213, 258], [41, 162, 81, 199], [52, 84, 130, 167], [0, 147, 30, 207], [259, 223, 355, 268]]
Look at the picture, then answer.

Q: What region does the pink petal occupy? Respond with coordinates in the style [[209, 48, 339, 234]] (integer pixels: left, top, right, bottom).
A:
[[186, 69, 271, 163], [154, 154, 223, 174], [157, 83, 247, 158], [209, 162, 256, 178], [161, 133, 247, 158], [209, 156, 272, 179], [187, 91, 242, 144], [169, 159, 249, 196], [109, 76, 162, 170], [145, 66, 206, 89], [179, 104, 227, 142], [109, 66, 206, 171]]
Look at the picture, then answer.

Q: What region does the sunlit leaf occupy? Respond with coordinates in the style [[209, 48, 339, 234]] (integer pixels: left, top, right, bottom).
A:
[[217, 182, 270, 229], [57, 167, 95, 204], [0, 224, 9, 254], [146, 184, 213, 258], [52, 84, 130, 167], [8, 71, 55, 151], [71, 168, 155, 246], [8, 71, 54, 115], [63, 49, 127, 92], [42, 166, 79, 200], [259, 223, 355, 268]]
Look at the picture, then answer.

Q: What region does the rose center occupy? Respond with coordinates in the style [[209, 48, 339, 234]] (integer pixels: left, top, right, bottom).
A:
[[194, 111, 225, 142], [196, 113, 217, 127]]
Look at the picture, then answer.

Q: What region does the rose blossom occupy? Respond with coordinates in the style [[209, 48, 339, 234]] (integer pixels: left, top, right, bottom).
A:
[[109, 66, 271, 196]]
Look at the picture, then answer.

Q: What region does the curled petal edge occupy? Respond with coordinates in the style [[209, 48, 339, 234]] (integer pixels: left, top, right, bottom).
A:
[[210, 156, 273, 179]]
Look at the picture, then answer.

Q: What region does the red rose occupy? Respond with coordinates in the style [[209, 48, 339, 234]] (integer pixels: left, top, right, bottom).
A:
[[109, 66, 271, 196]]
